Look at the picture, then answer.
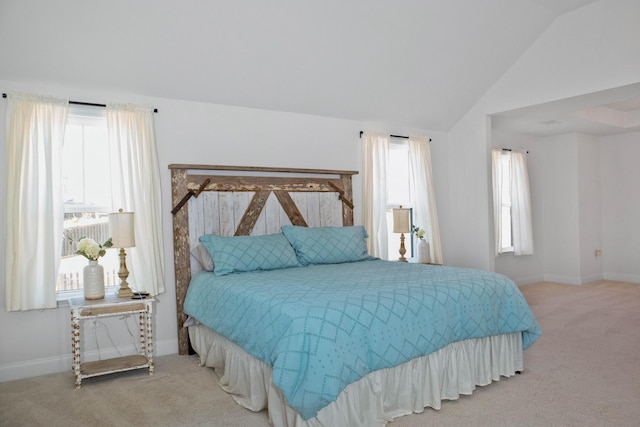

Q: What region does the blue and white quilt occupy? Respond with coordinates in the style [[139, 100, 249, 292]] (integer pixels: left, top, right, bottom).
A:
[[184, 259, 541, 420]]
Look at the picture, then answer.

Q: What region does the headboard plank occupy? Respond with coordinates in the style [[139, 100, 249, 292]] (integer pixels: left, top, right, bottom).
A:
[[234, 191, 271, 236], [233, 192, 252, 234], [319, 192, 337, 227], [188, 175, 339, 193], [340, 174, 355, 226], [168, 163, 357, 176], [203, 192, 221, 236], [218, 192, 236, 236], [170, 167, 192, 355], [265, 193, 288, 234], [274, 191, 308, 227], [169, 164, 358, 355]]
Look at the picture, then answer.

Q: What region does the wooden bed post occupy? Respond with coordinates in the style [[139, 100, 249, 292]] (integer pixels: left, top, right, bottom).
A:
[[170, 166, 192, 355], [340, 173, 354, 226]]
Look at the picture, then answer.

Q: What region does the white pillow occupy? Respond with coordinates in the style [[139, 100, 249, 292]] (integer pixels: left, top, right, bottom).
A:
[[190, 243, 214, 271]]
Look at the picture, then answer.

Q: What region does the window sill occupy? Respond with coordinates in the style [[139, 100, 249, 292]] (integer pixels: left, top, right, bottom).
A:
[[497, 248, 515, 256]]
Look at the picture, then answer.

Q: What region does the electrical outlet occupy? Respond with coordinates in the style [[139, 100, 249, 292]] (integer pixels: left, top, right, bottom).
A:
[[595, 249, 602, 258]]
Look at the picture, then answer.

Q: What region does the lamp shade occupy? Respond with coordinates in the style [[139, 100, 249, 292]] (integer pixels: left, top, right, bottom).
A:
[[392, 207, 411, 233], [109, 211, 135, 248]]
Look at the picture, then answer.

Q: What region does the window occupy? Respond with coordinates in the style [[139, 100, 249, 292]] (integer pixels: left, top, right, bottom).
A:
[[57, 106, 119, 298], [492, 148, 534, 256], [362, 131, 440, 264], [497, 151, 514, 252], [386, 141, 414, 259], [5, 94, 163, 311]]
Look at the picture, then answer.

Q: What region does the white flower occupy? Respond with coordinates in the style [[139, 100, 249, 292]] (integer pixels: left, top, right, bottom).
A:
[[412, 225, 426, 240], [76, 237, 113, 261]]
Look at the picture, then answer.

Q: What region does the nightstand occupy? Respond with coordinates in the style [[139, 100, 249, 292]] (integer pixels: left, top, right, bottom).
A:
[[69, 294, 155, 388]]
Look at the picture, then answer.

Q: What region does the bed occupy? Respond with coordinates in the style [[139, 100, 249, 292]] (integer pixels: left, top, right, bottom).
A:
[[169, 164, 541, 427]]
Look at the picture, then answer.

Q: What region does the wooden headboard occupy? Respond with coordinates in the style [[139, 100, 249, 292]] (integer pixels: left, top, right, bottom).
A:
[[168, 164, 358, 355]]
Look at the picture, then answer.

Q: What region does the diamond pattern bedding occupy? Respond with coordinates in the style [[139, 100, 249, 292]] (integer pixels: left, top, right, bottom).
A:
[[184, 259, 541, 420]]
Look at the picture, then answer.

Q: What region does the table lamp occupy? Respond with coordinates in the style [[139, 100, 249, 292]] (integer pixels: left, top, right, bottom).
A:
[[109, 209, 135, 297], [393, 206, 411, 262]]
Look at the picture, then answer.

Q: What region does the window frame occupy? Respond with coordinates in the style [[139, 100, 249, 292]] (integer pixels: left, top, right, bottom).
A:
[[498, 151, 515, 254], [57, 106, 119, 300], [386, 140, 415, 259]]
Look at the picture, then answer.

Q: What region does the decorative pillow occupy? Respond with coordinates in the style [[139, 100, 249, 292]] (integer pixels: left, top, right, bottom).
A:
[[199, 233, 301, 276], [281, 225, 373, 265], [190, 243, 214, 272]]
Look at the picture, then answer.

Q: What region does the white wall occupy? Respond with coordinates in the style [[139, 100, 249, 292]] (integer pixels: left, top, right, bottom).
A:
[[540, 133, 605, 285], [577, 134, 603, 284], [600, 131, 640, 282], [539, 134, 581, 283], [447, 0, 640, 274]]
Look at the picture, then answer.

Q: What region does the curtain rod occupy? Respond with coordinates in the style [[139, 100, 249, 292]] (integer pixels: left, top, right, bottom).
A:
[[2, 93, 158, 113], [359, 131, 431, 141], [502, 148, 529, 154]]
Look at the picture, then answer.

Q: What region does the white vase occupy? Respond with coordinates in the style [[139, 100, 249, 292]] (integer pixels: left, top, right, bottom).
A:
[[417, 239, 430, 264], [83, 260, 105, 300]]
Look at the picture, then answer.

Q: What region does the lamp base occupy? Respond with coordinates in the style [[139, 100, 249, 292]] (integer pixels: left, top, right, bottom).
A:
[[398, 233, 408, 262], [117, 248, 134, 298], [117, 285, 134, 298]]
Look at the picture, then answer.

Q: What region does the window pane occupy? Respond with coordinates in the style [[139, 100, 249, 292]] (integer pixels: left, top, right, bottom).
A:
[[501, 206, 512, 249], [62, 123, 110, 211], [386, 142, 414, 260], [499, 152, 513, 250], [62, 125, 85, 205], [82, 126, 110, 209], [387, 145, 411, 206], [500, 153, 511, 203], [57, 248, 120, 293]]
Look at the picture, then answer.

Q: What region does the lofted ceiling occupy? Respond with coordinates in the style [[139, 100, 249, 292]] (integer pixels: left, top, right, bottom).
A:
[[0, 0, 602, 131]]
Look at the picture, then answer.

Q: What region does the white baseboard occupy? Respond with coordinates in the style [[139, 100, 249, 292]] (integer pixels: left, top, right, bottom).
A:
[[579, 273, 605, 285], [512, 274, 545, 286], [603, 272, 640, 283], [542, 273, 607, 285], [542, 274, 582, 285], [517, 273, 639, 286], [0, 337, 178, 383]]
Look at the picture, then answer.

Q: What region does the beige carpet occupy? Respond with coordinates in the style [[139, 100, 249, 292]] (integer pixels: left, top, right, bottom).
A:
[[1, 281, 639, 427]]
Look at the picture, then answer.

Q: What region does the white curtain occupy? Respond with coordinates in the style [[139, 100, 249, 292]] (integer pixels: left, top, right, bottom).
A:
[[107, 104, 165, 295], [5, 93, 68, 311], [408, 136, 443, 264], [510, 150, 534, 256], [362, 131, 389, 258], [491, 149, 504, 256], [491, 149, 533, 256]]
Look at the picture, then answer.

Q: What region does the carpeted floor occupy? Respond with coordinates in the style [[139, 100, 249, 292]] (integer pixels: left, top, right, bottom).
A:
[[1, 281, 639, 426]]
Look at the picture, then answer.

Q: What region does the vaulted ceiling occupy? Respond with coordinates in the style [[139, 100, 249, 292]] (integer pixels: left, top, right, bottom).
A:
[[0, 0, 602, 131]]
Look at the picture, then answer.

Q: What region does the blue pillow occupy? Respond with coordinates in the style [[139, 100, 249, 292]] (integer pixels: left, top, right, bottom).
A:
[[199, 233, 300, 276], [281, 225, 373, 265]]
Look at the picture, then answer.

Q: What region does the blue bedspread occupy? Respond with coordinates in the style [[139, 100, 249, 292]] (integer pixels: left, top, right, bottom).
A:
[[184, 259, 541, 420]]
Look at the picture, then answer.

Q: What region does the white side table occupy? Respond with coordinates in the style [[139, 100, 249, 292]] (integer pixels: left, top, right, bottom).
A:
[[69, 294, 155, 388]]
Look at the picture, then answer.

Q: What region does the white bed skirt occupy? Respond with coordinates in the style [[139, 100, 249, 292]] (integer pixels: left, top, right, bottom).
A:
[[188, 325, 523, 427]]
